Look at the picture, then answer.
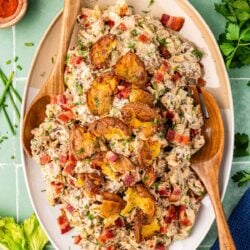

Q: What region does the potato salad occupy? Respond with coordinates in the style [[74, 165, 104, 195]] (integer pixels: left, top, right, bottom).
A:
[[31, 1, 206, 249]]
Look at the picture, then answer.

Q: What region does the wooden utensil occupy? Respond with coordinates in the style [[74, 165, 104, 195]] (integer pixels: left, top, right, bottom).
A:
[[191, 87, 236, 250], [22, 0, 81, 156]]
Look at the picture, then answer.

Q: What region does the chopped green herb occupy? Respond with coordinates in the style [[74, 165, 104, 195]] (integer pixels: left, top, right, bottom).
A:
[[127, 42, 136, 50], [234, 133, 250, 156], [131, 29, 139, 37], [158, 38, 168, 47], [40, 72, 46, 77], [14, 56, 19, 62], [51, 56, 55, 64], [94, 97, 99, 107], [141, 10, 151, 14], [154, 118, 159, 124], [14, 124, 18, 128], [0, 135, 8, 144], [77, 148, 85, 154], [6, 60, 11, 65], [232, 170, 250, 187], [152, 82, 158, 90], [86, 211, 94, 221], [24, 42, 34, 47], [192, 48, 204, 60], [41, 189, 46, 192], [148, 0, 155, 8], [11, 155, 15, 160], [247, 80, 250, 86], [17, 65, 23, 71]]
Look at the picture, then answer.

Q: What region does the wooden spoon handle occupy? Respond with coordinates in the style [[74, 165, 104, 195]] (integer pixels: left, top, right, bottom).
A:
[[47, 0, 81, 94], [207, 183, 236, 250]]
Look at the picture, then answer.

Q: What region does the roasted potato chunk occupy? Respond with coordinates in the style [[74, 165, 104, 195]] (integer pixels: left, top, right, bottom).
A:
[[91, 151, 135, 180], [90, 34, 117, 69], [88, 117, 131, 140], [87, 73, 119, 116], [121, 102, 161, 137], [114, 52, 148, 87], [129, 88, 154, 107], [121, 184, 155, 221], [99, 192, 126, 218], [70, 125, 100, 160], [138, 140, 161, 168]]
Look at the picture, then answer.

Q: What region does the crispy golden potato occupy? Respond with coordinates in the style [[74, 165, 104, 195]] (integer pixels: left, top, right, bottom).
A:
[[121, 102, 161, 137], [88, 117, 131, 140], [90, 34, 117, 69], [141, 218, 160, 238], [91, 151, 135, 180], [121, 184, 155, 221], [114, 52, 148, 87], [99, 192, 126, 218], [69, 125, 100, 160], [138, 140, 161, 168], [87, 73, 119, 116], [129, 88, 154, 107]]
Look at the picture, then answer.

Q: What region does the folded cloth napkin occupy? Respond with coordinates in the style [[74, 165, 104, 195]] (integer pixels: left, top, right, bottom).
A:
[[211, 187, 250, 250]]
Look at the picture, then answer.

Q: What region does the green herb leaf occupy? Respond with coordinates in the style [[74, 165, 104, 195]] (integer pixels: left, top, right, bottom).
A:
[[240, 27, 250, 41], [220, 43, 235, 56], [17, 65, 23, 71], [192, 48, 204, 60], [232, 170, 250, 187], [226, 23, 240, 40], [5, 60, 11, 65], [234, 133, 250, 156], [24, 42, 34, 47], [148, 0, 155, 8], [247, 80, 250, 86]]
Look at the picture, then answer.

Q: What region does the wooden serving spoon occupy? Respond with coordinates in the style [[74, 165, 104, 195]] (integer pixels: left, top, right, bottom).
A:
[[22, 0, 81, 157], [191, 87, 236, 250]]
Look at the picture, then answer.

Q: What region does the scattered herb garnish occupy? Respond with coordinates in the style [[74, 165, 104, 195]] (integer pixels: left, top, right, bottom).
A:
[[234, 133, 250, 156], [127, 42, 136, 50], [17, 65, 23, 71], [94, 97, 99, 107], [14, 56, 19, 62], [86, 211, 94, 221], [77, 147, 85, 154], [24, 42, 34, 47], [11, 155, 15, 160], [157, 37, 168, 47], [192, 48, 204, 60], [141, 10, 151, 14], [247, 80, 250, 86], [131, 29, 139, 37], [0, 136, 8, 144], [232, 170, 250, 186], [148, 0, 155, 8], [215, 0, 250, 68], [5, 60, 11, 65]]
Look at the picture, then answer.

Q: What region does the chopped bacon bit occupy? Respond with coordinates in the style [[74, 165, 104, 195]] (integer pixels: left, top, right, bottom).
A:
[[57, 212, 72, 234], [169, 187, 182, 202], [59, 154, 68, 164], [164, 205, 177, 224], [165, 111, 175, 120], [105, 19, 115, 28], [155, 242, 166, 250], [159, 45, 172, 59], [106, 151, 119, 162], [179, 205, 192, 226], [51, 181, 64, 194], [138, 33, 150, 43], [160, 226, 168, 233], [118, 22, 127, 31], [158, 188, 170, 197], [57, 110, 75, 123], [115, 217, 125, 228], [116, 82, 132, 99], [98, 229, 115, 244], [65, 204, 75, 214], [161, 14, 185, 32], [74, 235, 82, 245], [70, 56, 83, 66], [197, 77, 206, 87], [190, 129, 199, 137], [166, 129, 190, 145], [50, 95, 67, 105], [40, 154, 51, 165], [79, 14, 87, 20], [122, 172, 140, 187], [64, 66, 71, 74], [63, 158, 77, 175], [171, 72, 182, 82], [106, 246, 116, 250], [154, 71, 164, 82]]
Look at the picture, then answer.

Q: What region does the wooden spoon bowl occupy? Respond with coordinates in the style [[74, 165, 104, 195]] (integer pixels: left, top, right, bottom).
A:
[[22, 0, 81, 156], [191, 87, 235, 250]]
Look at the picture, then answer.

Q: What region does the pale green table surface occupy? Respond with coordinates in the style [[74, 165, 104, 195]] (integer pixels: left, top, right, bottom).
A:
[[0, 0, 250, 249]]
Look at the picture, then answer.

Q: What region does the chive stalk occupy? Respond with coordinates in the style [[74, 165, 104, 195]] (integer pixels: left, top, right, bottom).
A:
[[0, 71, 15, 109], [2, 105, 16, 135]]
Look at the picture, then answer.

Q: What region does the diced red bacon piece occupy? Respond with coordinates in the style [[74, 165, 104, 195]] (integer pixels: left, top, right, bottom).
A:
[[57, 212, 72, 234], [106, 246, 116, 250], [197, 77, 206, 87], [171, 72, 182, 82], [63, 158, 77, 176], [106, 151, 119, 162], [166, 129, 190, 145], [50, 95, 67, 105], [160, 226, 168, 233], [98, 229, 115, 244], [179, 205, 192, 227], [190, 129, 199, 137], [163, 111, 175, 120], [138, 33, 150, 43], [155, 242, 166, 250], [161, 14, 185, 31], [158, 188, 171, 197], [70, 56, 83, 66], [122, 172, 140, 187], [159, 45, 172, 59], [115, 217, 125, 228], [105, 19, 115, 28], [40, 154, 51, 165], [79, 14, 87, 20], [65, 204, 75, 214], [169, 187, 182, 202], [74, 235, 82, 245], [154, 71, 164, 82], [116, 83, 132, 99], [59, 154, 68, 164], [118, 22, 127, 31], [164, 205, 177, 224], [50, 181, 64, 194], [57, 110, 75, 123]]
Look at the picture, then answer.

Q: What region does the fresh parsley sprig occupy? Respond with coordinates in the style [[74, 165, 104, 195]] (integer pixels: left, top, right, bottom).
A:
[[215, 0, 250, 68], [234, 133, 250, 156], [232, 170, 250, 186]]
